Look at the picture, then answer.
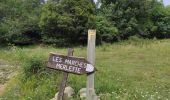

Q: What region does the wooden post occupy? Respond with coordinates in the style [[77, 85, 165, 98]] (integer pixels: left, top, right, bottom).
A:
[[57, 48, 74, 100], [86, 30, 97, 100]]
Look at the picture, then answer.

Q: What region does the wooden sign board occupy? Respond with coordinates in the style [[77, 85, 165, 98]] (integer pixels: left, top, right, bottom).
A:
[[47, 53, 95, 75]]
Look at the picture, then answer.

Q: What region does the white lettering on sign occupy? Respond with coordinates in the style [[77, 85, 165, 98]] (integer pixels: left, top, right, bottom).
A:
[[64, 59, 72, 65], [47, 53, 96, 74], [64, 59, 86, 68], [52, 56, 62, 63], [55, 63, 81, 74]]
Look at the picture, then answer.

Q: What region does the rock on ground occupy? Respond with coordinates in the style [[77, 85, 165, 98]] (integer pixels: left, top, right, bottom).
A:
[[79, 88, 100, 100], [79, 88, 86, 99], [51, 86, 74, 100], [64, 86, 74, 97]]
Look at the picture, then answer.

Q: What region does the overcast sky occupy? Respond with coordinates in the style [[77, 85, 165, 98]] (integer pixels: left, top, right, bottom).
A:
[[44, 0, 170, 6], [93, 0, 170, 6], [163, 0, 170, 6]]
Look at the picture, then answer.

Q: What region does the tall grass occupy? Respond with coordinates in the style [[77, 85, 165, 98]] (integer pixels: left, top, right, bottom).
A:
[[0, 39, 170, 100]]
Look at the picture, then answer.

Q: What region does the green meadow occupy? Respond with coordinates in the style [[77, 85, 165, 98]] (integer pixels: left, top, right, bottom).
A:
[[0, 39, 170, 100]]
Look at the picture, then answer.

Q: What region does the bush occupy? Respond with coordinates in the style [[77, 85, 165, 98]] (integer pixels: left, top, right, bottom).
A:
[[0, 18, 30, 44], [0, 0, 41, 45], [151, 5, 170, 38], [22, 54, 45, 76], [95, 15, 118, 43], [0, 18, 41, 45]]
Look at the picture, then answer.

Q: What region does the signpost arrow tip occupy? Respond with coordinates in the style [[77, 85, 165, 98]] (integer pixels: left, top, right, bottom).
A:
[[86, 64, 94, 72]]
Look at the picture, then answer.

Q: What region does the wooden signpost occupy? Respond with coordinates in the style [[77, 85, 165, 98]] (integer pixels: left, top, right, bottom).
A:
[[47, 29, 97, 100], [57, 48, 73, 100]]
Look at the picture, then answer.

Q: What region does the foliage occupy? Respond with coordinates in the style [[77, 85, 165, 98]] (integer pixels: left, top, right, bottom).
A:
[[100, 0, 162, 39], [95, 15, 118, 43], [0, 0, 170, 45], [39, 0, 95, 46], [0, 0, 41, 45], [151, 4, 170, 38], [22, 54, 45, 76]]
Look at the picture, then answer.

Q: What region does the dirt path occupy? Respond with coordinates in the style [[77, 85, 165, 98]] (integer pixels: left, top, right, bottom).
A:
[[0, 59, 15, 95], [0, 84, 5, 95]]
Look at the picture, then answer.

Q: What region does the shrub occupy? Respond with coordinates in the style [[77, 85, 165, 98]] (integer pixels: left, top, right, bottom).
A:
[[0, 0, 41, 45], [151, 5, 170, 38], [22, 54, 45, 76], [95, 15, 118, 43]]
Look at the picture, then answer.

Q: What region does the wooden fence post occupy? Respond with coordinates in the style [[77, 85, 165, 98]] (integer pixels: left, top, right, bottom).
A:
[[86, 29, 97, 100]]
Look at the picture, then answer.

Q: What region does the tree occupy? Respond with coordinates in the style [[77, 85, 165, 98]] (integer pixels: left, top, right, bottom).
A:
[[151, 3, 170, 38], [0, 0, 41, 45], [100, 0, 165, 39], [39, 0, 96, 46]]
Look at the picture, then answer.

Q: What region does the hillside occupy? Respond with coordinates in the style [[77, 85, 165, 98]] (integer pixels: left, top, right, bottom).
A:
[[0, 39, 170, 100]]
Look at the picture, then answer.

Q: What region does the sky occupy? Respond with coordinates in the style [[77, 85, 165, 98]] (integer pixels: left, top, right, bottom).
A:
[[93, 0, 170, 6], [43, 0, 170, 6], [163, 0, 170, 6]]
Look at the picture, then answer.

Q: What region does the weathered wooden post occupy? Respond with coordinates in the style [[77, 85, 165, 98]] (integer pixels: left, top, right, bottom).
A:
[[57, 48, 74, 100], [86, 29, 97, 100]]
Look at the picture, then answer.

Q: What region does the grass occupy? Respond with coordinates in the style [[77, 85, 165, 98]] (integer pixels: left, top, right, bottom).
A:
[[0, 39, 170, 100]]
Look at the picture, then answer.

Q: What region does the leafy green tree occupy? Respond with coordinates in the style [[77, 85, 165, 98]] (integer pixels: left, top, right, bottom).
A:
[[0, 0, 41, 44], [95, 10, 118, 43], [0, 0, 170, 45], [39, 0, 96, 46], [151, 4, 170, 38], [100, 0, 165, 39]]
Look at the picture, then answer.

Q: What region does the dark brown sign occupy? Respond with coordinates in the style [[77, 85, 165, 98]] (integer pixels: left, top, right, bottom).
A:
[[47, 53, 95, 75]]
